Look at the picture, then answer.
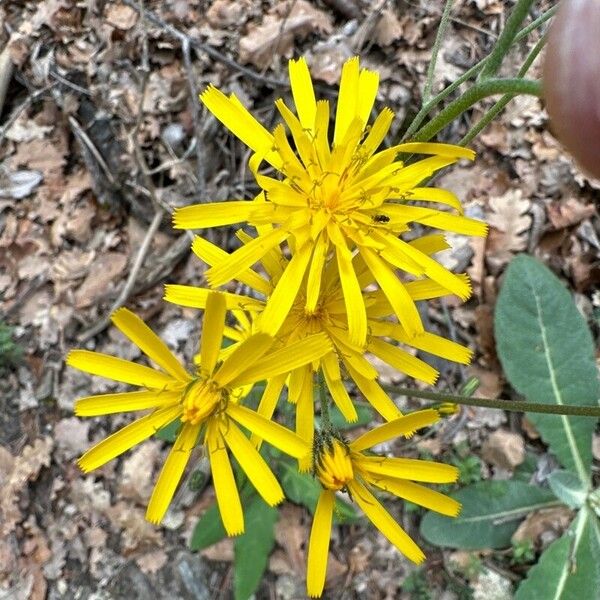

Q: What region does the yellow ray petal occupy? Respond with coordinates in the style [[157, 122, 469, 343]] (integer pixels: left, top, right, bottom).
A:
[[296, 377, 314, 472], [213, 333, 273, 386], [334, 57, 360, 145], [408, 234, 450, 256], [199, 292, 227, 376], [275, 99, 318, 174], [272, 124, 308, 183], [288, 364, 311, 405], [226, 403, 309, 460], [357, 455, 459, 483], [222, 421, 284, 506], [336, 243, 367, 348], [385, 234, 473, 300], [368, 338, 439, 385], [313, 100, 331, 167], [289, 57, 317, 132], [206, 420, 244, 535], [229, 333, 331, 386], [164, 284, 264, 313], [351, 409, 439, 452], [257, 243, 312, 336], [200, 85, 280, 168], [405, 274, 471, 301], [394, 142, 475, 161], [360, 107, 394, 159], [78, 404, 182, 472], [236, 228, 287, 282], [146, 422, 200, 524], [408, 187, 464, 214], [206, 227, 289, 288], [348, 480, 425, 564], [67, 350, 178, 389], [191, 235, 271, 296], [173, 200, 271, 229], [357, 67, 379, 127], [322, 353, 357, 422], [305, 234, 328, 313], [360, 247, 424, 338], [250, 374, 287, 448], [391, 329, 473, 364], [75, 390, 182, 416], [306, 490, 335, 598], [371, 477, 460, 517], [344, 362, 401, 421], [111, 308, 191, 382]]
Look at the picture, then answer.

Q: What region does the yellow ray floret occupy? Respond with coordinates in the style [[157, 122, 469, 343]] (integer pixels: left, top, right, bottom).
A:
[[173, 56, 487, 347], [306, 411, 460, 597], [68, 295, 324, 528]]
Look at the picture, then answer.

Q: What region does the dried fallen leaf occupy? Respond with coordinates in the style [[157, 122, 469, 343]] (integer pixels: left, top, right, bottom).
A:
[[1, 438, 54, 535], [547, 198, 596, 229], [487, 190, 531, 268], [481, 429, 525, 470], [74, 251, 128, 308], [239, 0, 332, 69], [512, 506, 573, 546], [105, 2, 138, 30]]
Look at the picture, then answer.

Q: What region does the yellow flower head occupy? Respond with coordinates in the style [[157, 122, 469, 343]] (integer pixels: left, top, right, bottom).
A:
[[306, 409, 460, 597], [173, 57, 487, 347], [67, 293, 332, 530], [166, 235, 473, 467]]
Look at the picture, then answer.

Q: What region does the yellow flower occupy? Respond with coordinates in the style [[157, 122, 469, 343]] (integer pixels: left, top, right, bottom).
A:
[[67, 293, 332, 530], [173, 57, 487, 347], [306, 410, 460, 597], [165, 235, 472, 467]]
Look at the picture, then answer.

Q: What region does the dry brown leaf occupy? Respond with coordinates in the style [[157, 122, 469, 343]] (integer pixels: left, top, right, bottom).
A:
[[374, 9, 403, 46], [119, 441, 161, 504], [547, 198, 596, 229], [239, 0, 332, 69], [481, 430, 525, 470], [201, 537, 234, 562], [105, 3, 138, 29], [54, 417, 90, 460], [512, 506, 573, 546], [136, 549, 169, 574], [487, 190, 531, 268], [207, 0, 253, 28], [273, 504, 308, 577], [0, 438, 54, 535], [74, 251, 128, 308]]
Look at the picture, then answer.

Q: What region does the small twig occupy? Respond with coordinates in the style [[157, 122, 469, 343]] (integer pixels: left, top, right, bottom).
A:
[[68, 115, 117, 185], [0, 45, 14, 121], [121, 0, 289, 91], [0, 84, 56, 147]]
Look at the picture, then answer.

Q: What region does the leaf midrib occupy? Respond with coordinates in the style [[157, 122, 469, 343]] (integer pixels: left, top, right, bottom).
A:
[[532, 290, 590, 485], [456, 500, 561, 524]]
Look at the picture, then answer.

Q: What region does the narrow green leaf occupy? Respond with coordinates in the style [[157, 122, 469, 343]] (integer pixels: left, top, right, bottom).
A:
[[420, 480, 558, 550], [233, 496, 278, 600], [495, 255, 599, 485], [548, 471, 588, 509], [330, 403, 373, 430], [515, 507, 600, 599], [155, 418, 182, 443], [190, 503, 227, 551]]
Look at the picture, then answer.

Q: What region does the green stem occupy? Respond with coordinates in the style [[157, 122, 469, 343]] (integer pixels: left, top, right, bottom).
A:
[[413, 78, 542, 142], [460, 33, 547, 145], [479, 0, 537, 80], [383, 386, 600, 418], [423, 0, 455, 102], [401, 5, 556, 142]]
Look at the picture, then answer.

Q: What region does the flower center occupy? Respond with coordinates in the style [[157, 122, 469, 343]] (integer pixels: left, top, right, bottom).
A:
[[315, 439, 354, 491], [181, 379, 226, 425]]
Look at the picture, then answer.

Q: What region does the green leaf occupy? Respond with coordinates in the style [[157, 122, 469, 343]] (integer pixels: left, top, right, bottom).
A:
[[420, 480, 558, 550], [515, 507, 600, 599], [548, 470, 588, 509], [329, 403, 373, 430], [155, 418, 181, 443], [189, 503, 227, 551], [233, 496, 278, 600], [278, 460, 357, 523], [495, 255, 599, 485]]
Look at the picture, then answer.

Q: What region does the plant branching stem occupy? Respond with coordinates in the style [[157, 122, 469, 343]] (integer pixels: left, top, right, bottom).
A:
[[460, 33, 547, 145], [423, 0, 455, 102], [383, 386, 600, 418], [317, 370, 332, 430], [401, 5, 556, 142], [479, 0, 537, 80], [413, 78, 542, 142]]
